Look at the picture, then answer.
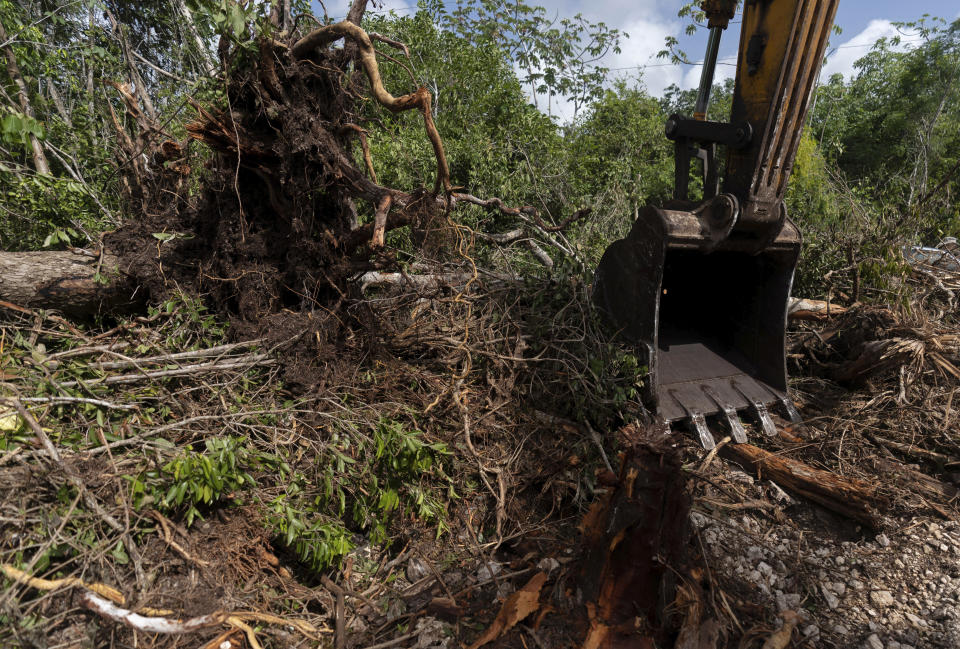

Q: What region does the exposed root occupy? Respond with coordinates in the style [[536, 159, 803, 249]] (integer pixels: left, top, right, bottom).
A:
[[81, 592, 225, 634], [3, 563, 327, 645], [290, 21, 450, 193]]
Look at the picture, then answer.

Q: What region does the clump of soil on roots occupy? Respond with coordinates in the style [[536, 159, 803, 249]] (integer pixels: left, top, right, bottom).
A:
[[104, 27, 443, 387]]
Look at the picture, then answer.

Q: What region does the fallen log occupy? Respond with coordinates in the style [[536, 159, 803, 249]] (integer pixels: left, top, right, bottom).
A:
[[0, 249, 137, 318], [1, 254, 844, 326], [720, 443, 887, 528]]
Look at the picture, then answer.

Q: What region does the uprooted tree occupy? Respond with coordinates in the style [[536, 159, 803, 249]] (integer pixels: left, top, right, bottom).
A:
[[0, 1, 716, 643], [0, 3, 588, 321], [0, 2, 703, 644]]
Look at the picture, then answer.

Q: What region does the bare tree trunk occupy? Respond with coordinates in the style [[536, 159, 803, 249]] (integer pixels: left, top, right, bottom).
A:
[[46, 80, 73, 128], [0, 250, 137, 317], [104, 10, 157, 121], [346, 0, 368, 25], [0, 22, 51, 175], [86, 3, 96, 122]]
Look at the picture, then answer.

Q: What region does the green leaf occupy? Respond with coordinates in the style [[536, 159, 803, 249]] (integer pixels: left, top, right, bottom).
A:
[[111, 540, 130, 565]]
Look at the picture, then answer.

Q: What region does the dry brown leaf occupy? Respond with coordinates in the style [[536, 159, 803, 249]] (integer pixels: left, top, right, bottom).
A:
[[467, 571, 548, 649], [760, 610, 800, 649]]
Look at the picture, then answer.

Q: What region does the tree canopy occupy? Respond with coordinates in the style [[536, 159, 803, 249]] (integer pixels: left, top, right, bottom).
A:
[[1, 2, 958, 297]]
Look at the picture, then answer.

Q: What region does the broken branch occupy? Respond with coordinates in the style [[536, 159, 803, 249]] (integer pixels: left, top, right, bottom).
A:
[[720, 443, 887, 528], [371, 194, 393, 248], [787, 297, 848, 321]]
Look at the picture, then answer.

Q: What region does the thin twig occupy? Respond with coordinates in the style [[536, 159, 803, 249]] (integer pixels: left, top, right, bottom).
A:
[[359, 631, 418, 649], [88, 339, 264, 371], [2, 398, 147, 589], [18, 396, 136, 410], [53, 354, 273, 388]]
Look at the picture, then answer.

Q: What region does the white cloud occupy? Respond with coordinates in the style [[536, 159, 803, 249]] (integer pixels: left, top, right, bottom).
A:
[[608, 16, 685, 92], [821, 19, 916, 81]]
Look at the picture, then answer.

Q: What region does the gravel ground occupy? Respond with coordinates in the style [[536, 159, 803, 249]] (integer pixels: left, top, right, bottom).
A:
[[694, 466, 960, 648]]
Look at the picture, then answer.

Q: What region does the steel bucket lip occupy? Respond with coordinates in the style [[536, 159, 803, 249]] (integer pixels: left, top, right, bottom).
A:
[[655, 341, 788, 423]]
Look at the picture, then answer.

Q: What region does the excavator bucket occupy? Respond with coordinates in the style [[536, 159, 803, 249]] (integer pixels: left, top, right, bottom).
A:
[[593, 205, 801, 448]]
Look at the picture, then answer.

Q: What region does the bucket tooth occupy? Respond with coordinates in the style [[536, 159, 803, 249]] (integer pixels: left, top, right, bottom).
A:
[[701, 385, 747, 444], [688, 411, 716, 450], [721, 407, 748, 444], [752, 401, 778, 438], [780, 397, 802, 424]]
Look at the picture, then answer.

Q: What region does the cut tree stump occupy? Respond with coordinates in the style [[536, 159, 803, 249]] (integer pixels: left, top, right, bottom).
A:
[[579, 423, 692, 649], [720, 443, 888, 528], [0, 249, 136, 318]]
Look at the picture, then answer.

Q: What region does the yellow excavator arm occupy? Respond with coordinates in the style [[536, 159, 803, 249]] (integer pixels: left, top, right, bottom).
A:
[[594, 0, 839, 448], [727, 0, 840, 241]]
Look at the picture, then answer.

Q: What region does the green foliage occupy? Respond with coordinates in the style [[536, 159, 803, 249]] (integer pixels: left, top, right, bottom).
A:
[[0, 172, 106, 250], [130, 436, 258, 525], [149, 291, 228, 348], [371, 418, 452, 521], [266, 502, 354, 570], [322, 416, 453, 542], [123, 413, 454, 571], [809, 18, 960, 236], [266, 415, 454, 570], [563, 82, 674, 261], [363, 9, 676, 273], [366, 9, 561, 203], [789, 17, 960, 298], [660, 77, 735, 122], [0, 109, 44, 146], [0, 0, 226, 250], [0, 0, 120, 248], [206, 0, 258, 42], [786, 132, 845, 295], [439, 0, 624, 119], [121, 397, 454, 569]]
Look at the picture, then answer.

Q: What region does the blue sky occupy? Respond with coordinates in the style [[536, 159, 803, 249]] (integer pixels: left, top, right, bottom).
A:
[[314, 0, 960, 120]]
